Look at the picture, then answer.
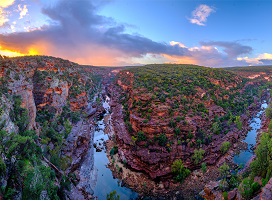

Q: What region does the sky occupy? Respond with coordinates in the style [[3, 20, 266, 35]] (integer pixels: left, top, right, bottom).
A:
[[0, 0, 271, 67]]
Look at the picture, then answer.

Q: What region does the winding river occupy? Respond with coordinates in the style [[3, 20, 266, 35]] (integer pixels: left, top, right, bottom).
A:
[[79, 90, 268, 200], [233, 101, 268, 166], [80, 94, 138, 200]]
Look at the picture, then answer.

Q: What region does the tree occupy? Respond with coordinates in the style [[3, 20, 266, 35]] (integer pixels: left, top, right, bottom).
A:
[[250, 132, 271, 179], [235, 116, 242, 130], [157, 133, 167, 146], [64, 119, 72, 138], [265, 105, 272, 119], [201, 162, 207, 173], [219, 163, 230, 178], [137, 131, 146, 142], [0, 157, 6, 176], [192, 148, 205, 164], [131, 136, 137, 146], [174, 127, 181, 136], [171, 159, 190, 182], [212, 122, 220, 134], [220, 141, 231, 154], [107, 190, 120, 200], [238, 178, 260, 200]]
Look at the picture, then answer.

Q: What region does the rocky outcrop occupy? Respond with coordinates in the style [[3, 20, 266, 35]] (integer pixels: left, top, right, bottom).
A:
[[62, 120, 93, 173], [36, 80, 70, 112], [0, 95, 18, 133], [70, 92, 88, 111], [256, 178, 272, 200], [7, 68, 37, 130], [199, 181, 222, 200], [108, 86, 251, 179], [108, 65, 272, 190]]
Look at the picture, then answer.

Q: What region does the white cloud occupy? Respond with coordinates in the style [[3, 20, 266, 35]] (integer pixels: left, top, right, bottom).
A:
[[189, 4, 215, 26], [0, 0, 15, 8], [237, 53, 272, 65], [18, 4, 28, 19], [170, 41, 187, 48], [0, 0, 15, 26]]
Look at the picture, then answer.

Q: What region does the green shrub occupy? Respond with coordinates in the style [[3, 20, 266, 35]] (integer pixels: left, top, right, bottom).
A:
[[107, 190, 120, 200], [64, 119, 72, 138], [238, 178, 259, 200], [220, 141, 231, 154], [250, 132, 271, 179], [171, 159, 190, 182], [157, 133, 167, 146], [212, 122, 220, 134], [4, 188, 16, 199], [265, 105, 272, 119], [192, 148, 205, 164], [187, 130, 193, 139], [219, 163, 230, 178], [201, 162, 207, 173], [222, 191, 228, 200], [174, 127, 181, 136], [110, 146, 118, 156], [169, 119, 176, 128], [235, 116, 242, 130], [0, 158, 6, 176], [137, 131, 147, 142]]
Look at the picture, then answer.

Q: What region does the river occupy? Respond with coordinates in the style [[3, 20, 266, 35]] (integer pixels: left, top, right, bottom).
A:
[[79, 95, 268, 199], [233, 100, 268, 166], [79, 94, 138, 200]]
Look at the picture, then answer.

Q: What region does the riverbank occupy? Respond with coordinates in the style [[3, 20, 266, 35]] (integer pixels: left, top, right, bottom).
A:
[[105, 86, 271, 199]]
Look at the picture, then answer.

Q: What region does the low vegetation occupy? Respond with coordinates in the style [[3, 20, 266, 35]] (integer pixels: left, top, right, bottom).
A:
[[171, 159, 191, 182]]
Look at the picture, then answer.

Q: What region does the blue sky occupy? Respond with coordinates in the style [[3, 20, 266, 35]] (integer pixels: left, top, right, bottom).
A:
[[100, 0, 271, 54], [0, 0, 271, 66]]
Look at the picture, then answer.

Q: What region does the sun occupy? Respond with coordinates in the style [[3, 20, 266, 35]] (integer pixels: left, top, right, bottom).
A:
[[0, 46, 40, 57]]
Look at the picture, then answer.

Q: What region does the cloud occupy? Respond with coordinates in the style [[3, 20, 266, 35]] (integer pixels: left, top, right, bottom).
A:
[[163, 41, 255, 67], [0, 0, 15, 8], [18, 4, 28, 19], [189, 4, 215, 26], [0, 0, 15, 26], [0, 0, 268, 68], [170, 41, 187, 48], [200, 41, 252, 58], [237, 53, 272, 65], [0, 0, 189, 65]]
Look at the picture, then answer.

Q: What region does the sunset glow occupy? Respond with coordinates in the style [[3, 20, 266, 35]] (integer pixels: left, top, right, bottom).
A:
[[0, 0, 271, 66], [0, 47, 24, 57]]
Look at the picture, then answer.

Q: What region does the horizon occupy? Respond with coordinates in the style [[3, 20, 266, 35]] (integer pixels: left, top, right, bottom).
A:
[[1, 53, 272, 69], [0, 0, 272, 67]]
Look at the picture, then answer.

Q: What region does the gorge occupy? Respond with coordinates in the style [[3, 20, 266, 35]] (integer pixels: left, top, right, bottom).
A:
[[0, 55, 271, 200]]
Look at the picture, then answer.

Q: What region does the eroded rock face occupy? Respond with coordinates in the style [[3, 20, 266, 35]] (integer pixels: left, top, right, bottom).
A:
[[109, 66, 271, 182], [0, 95, 18, 133], [62, 120, 92, 173], [108, 86, 247, 179], [70, 92, 88, 111], [200, 181, 221, 200], [0, 56, 91, 131], [7, 68, 37, 130]]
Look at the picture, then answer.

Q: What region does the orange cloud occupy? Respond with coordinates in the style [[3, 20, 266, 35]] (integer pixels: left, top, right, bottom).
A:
[[162, 54, 197, 65], [0, 47, 24, 57], [0, 39, 125, 66], [0, 46, 40, 57]]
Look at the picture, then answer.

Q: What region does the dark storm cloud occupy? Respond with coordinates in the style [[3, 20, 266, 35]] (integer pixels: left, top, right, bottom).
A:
[[0, 0, 189, 58], [0, 0, 260, 67], [200, 41, 253, 58], [103, 25, 188, 56]]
